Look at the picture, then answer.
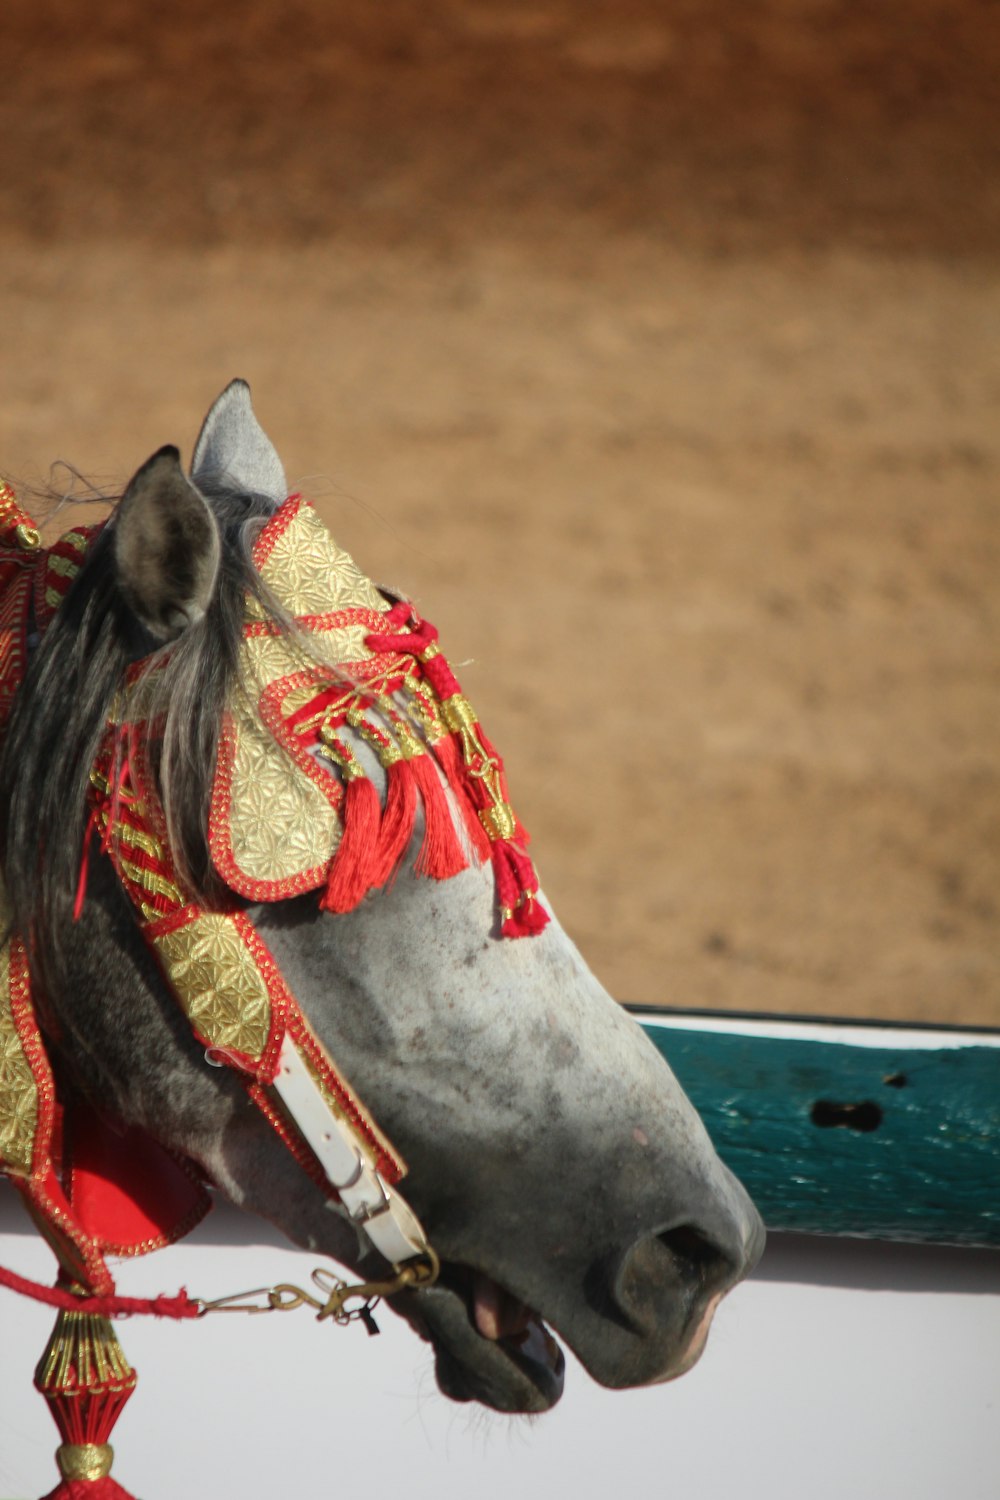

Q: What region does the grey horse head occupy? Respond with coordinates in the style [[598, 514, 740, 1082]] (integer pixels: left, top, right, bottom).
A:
[[0, 382, 764, 1416]]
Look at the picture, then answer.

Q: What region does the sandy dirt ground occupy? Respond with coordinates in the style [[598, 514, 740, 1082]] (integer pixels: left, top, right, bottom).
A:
[[0, 1, 997, 1024]]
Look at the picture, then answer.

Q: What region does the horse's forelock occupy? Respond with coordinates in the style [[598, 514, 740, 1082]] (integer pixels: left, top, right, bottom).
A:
[[146, 485, 281, 896]]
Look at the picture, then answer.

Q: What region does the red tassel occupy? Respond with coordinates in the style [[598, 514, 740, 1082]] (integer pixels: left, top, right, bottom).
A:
[[35, 1306, 139, 1500], [427, 727, 461, 795], [371, 757, 418, 888], [492, 841, 550, 938], [432, 732, 492, 862], [409, 752, 468, 880], [502, 896, 550, 939], [320, 773, 383, 913], [43, 1477, 137, 1499]]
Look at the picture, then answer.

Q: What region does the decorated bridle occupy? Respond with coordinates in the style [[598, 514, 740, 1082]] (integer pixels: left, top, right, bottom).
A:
[[0, 481, 547, 1498]]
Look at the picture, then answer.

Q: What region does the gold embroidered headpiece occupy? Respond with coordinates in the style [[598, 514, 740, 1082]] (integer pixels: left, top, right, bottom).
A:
[[205, 494, 548, 936]]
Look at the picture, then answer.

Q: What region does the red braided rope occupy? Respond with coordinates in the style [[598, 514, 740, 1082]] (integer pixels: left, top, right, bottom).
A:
[[0, 1263, 200, 1318], [367, 598, 437, 656]]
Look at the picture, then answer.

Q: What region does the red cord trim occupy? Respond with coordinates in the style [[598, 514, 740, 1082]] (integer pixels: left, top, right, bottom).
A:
[[251, 492, 303, 569]]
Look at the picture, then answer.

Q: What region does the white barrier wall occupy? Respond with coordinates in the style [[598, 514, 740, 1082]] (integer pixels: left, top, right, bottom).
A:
[[1, 1191, 997, 1500]]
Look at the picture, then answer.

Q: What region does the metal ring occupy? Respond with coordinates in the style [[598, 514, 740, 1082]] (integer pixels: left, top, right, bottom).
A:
[[333, 1149, 365, 1193]]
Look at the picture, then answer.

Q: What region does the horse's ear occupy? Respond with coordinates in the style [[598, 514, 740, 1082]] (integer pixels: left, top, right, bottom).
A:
[[114, 445, 221, 642], [190, 378, 287, 506]]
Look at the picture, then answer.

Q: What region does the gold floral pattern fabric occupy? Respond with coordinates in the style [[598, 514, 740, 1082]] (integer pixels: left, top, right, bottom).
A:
[[153, 914, 273, 1062], [226, 681, 340, 885], [213, 499, 392, 894], [256, 501, 383, 618]]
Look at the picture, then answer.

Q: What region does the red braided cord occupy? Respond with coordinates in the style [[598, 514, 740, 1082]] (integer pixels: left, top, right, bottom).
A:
[[0, 1263, 200, 1318], [366, 600, 438, 656]]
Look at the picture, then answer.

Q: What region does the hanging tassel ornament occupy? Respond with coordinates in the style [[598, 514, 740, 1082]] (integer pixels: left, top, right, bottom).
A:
[[440, 690, 551, 936], [34, 1301, 139, 1500], [403, 676, 491, 862], [428, 677, 548, 936], [351, 703, 418, 890], [318, 729, 383, 914], [298, 678, 467, 907], [377, 691, 468, 882], [365, 605, 549, 938], [408, 749, 469, 880]]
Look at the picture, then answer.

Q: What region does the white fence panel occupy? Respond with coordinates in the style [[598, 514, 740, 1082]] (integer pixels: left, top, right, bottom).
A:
[[1, 1193, 997, 1500]]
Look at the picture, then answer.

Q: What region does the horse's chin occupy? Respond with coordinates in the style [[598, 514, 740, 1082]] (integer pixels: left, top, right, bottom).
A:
[[401, 1266, 567, 1414]]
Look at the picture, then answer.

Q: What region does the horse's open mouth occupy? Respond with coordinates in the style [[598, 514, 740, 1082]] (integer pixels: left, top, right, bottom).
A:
[[402, 1262, 566, 1413]]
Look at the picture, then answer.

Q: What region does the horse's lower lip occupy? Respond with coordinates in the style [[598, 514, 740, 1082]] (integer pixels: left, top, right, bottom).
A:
[[404, 1263, 566, 1413]]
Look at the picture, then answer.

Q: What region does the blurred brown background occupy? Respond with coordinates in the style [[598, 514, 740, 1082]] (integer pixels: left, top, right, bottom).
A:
[[1, 1, 997, 1023]]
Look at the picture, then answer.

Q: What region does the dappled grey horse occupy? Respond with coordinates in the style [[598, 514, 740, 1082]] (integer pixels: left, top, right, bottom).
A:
[[0, 383, 763, 1426]]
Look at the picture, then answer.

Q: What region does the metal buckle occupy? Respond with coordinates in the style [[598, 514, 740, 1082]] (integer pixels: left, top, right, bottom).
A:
[[348, 1172, 391, 1226]]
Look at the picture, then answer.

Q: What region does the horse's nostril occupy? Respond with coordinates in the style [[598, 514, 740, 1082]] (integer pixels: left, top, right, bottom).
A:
[[654, 1224, 740, 1298], [612, 1223, 734, 1336], [656, 1224, 719, 1272]]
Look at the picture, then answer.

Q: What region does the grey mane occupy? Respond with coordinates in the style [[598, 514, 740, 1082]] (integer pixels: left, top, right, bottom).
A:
[[0, 484, 275, 980]]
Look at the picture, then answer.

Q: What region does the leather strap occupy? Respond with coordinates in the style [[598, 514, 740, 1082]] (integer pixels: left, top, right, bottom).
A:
[[272, 1035, 430, 1266]]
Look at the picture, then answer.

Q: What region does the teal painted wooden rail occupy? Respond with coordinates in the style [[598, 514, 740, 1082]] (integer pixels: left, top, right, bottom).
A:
[[633, 1009, 1000, 1247]]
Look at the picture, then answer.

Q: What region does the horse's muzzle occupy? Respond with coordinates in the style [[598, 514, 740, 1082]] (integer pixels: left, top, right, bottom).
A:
[[577, 1196, 766, 1388]]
